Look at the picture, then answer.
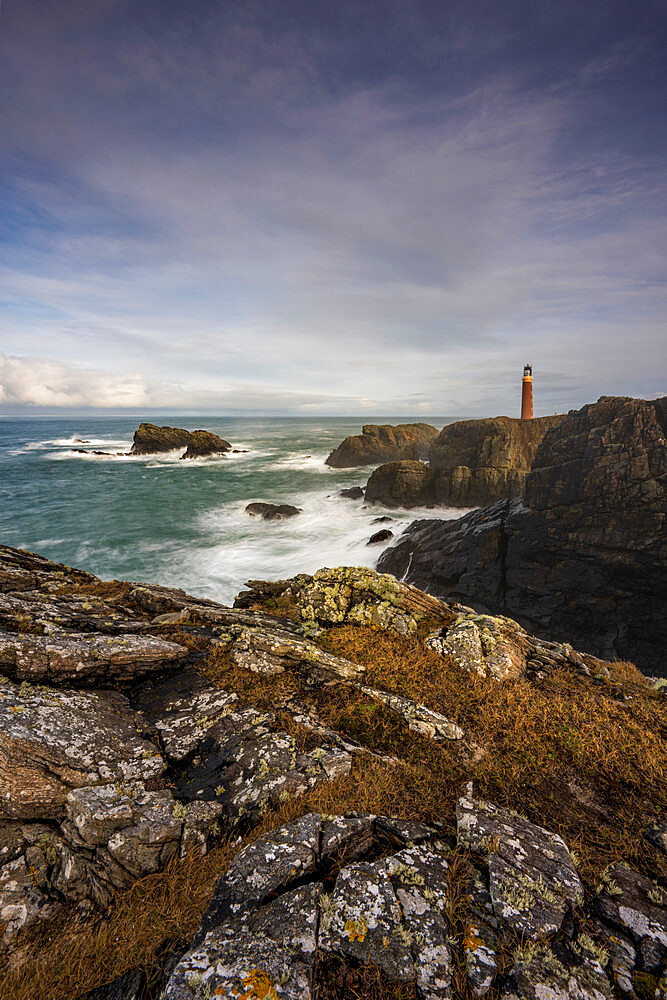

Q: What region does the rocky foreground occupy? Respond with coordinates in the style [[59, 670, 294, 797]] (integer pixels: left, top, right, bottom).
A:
[[0, 547, 666, 1000], [379, 395, 666, 675]]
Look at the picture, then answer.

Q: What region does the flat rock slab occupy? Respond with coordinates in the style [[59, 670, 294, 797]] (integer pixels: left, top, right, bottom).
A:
[[457, 794, 583, 940], [0, 630, 187, 685], [0, 678, 165, 820]]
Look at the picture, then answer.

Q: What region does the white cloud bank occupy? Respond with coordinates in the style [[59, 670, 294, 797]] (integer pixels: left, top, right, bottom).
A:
[[0, 354, 151, 408]]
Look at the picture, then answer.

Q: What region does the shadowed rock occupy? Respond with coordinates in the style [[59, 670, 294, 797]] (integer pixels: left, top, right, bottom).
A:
[[366, 460, 434, 508], [380, 396, 667, 673]]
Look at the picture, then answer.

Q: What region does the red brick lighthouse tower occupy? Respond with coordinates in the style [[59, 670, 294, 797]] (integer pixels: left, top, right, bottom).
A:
[[521, 364, 533, 420]]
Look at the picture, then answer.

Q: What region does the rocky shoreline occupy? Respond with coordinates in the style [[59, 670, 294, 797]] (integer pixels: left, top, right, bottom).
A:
[[1, 546, 666, 999]]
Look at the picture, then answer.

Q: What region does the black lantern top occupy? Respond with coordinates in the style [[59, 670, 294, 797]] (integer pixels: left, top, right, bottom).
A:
[[523, 364, 532, 377]]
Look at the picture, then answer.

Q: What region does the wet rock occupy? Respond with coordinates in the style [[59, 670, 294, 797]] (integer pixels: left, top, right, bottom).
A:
[[0, 678, 165, 820], [326, 423, 439, 468], [457, 794, 583, 940], [372, 515, 394, 524], [180, 429, 231, 459], [593, 862, 667, 972], [365, 460, 435, 508], [0, 629, 187, 685], [339, 486, 365, 499], [245, 502, 303, 520], [367, 528, 394, 544]]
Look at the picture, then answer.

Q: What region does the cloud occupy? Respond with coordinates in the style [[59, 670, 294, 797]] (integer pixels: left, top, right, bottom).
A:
[[0, 1, 665, 414], [0, 354, 152, 408]]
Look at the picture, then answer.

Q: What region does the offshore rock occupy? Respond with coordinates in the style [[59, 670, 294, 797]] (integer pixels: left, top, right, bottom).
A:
[[380, 396, 667, 673], [339, 486, 365, 499], [130, 423, 192, 455], [365, 460, 435, 508], [180, 429, 231, 459], [428, 414, 565, 506], [367, 528, 394, 544], [326, 423, 439, 468], [245, 501, 302, 520]]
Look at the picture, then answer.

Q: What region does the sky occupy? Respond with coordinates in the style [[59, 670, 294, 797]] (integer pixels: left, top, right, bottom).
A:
[[0, 0, 666, 417]]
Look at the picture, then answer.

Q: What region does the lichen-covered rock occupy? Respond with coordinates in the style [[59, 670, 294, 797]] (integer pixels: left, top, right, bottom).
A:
[[457, 794, 583, 940], [356, 683, 463, 742], [0, 678, 165, 820], [326, 423, 439, 468], [173, 814, 452, 1000], [0, 629, 187, 685], [235, 566, 450, 636], [180, 430, 231, 459], [501, 941, 613, 1000], [593, 862, 667, 972], [219, 624, 365, 681], [0, 544, 96, 593], [427, 613, 529, 680], [463, 869, 499, 997]]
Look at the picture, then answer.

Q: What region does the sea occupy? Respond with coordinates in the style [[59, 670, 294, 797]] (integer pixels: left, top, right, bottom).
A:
[[0, 416, 463, 605]]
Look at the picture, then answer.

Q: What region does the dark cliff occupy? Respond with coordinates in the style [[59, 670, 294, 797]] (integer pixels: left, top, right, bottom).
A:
[[379, 396, 667, 673]]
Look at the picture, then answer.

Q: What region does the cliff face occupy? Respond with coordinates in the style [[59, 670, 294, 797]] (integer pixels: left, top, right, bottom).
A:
[[325, 423, 439, 468], [364, 460, 434, 507], [428, 413, 565, 506], [379, 396, 667, 673]]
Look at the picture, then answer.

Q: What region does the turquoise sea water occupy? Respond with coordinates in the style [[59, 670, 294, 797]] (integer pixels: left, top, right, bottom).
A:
[[0, 416, 460, 604]]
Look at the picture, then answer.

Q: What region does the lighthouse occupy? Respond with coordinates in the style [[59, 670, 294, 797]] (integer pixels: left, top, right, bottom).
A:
[[521, 364, 533, 420]]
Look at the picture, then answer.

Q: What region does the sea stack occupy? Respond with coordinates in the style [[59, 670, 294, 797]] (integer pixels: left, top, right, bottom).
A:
[[521, 363, 533, 419]]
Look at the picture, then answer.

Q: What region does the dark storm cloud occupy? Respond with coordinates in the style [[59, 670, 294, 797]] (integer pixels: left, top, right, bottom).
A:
[[0, 0, 665, 414]]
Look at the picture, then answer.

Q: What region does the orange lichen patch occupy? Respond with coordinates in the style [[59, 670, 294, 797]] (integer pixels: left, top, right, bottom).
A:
[[462, 924, 484, 951], [232, 969, 279, 1000], [344, 917, 368, 943]]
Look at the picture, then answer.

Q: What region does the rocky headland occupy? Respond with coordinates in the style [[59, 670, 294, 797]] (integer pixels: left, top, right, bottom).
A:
[[325, 423, 439, 469], [364, 414, 564, 509], [130, 424, 232, 459], [379, 395, 666, 674], [0, 545, 665, 1000]]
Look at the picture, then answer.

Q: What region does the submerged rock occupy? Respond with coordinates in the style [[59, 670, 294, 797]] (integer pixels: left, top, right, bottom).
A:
[[245, 502, 302, 520], [326, 423, 439, 468]]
